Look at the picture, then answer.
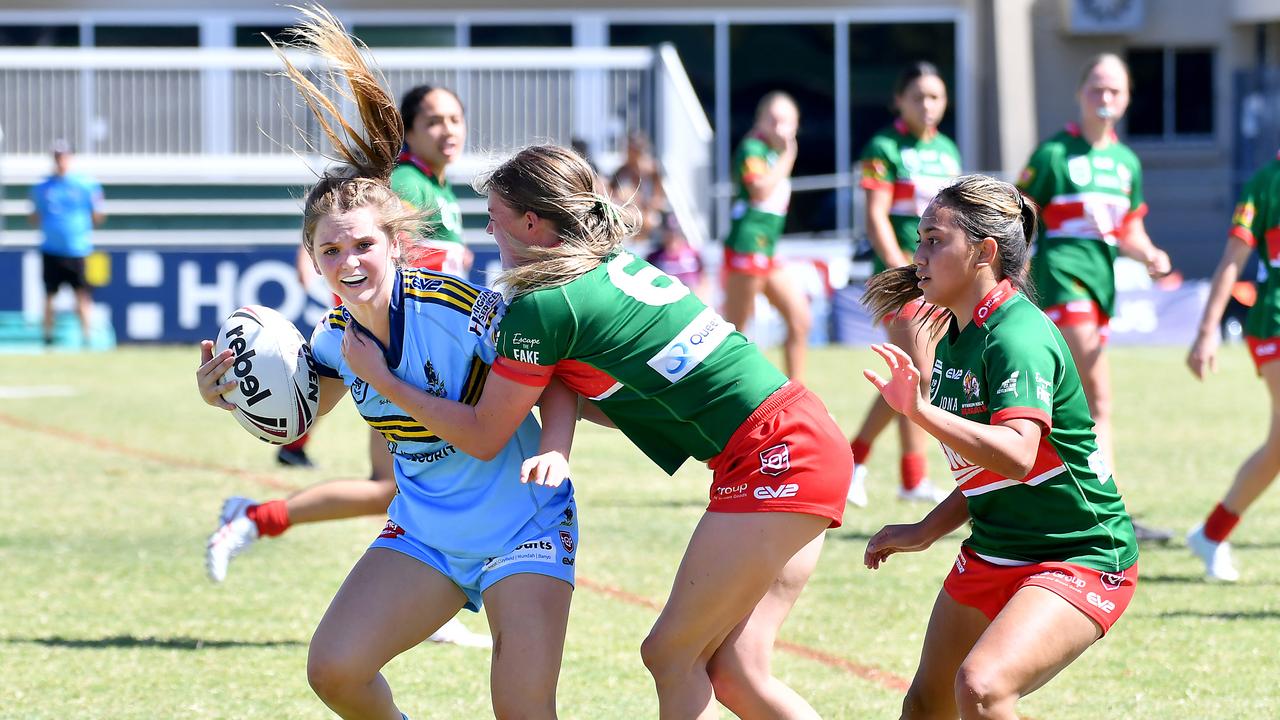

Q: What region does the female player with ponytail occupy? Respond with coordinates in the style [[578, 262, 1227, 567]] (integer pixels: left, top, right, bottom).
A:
[[862, 174, 1138, 719]]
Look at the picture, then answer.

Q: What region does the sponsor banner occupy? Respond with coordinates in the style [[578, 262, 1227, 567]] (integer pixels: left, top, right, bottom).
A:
[[0, 244, 503, 343]]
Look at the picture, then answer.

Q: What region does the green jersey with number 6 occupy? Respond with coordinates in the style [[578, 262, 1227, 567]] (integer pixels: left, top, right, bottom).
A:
[[1230, 154, 1280, 340], [1017, 124, 1146, 317], [930, 280, 1137, 572], [491, 251, 788, 474]]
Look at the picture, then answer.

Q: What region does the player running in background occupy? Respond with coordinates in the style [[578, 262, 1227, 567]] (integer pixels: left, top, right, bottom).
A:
[[197, 9, 579, 717], [847, 61, 960, 508], [1017, 53, 1173, 543], [391, 83, 472, 277], [1185, 151, 1280, 582], [721, 91, 813, 383], [862, 174, 1139, 719], [369, 142, 852, 719]]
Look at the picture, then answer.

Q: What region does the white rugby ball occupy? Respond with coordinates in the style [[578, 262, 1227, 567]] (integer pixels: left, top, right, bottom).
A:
[[213, 305, 319, 445]]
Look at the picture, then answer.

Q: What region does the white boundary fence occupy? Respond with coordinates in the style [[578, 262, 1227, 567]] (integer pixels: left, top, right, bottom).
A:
[[0, 45, 711, 247]]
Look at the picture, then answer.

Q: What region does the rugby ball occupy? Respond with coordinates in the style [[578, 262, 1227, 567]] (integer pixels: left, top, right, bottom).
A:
[[213, 305, 319, 445]]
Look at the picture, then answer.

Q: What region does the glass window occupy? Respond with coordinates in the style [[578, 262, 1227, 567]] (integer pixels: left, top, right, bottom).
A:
[[1126, 47, 1214, 139], [352, 24, 456, 48], [1173, 50, 1213, 135], [730, 23, 836, 232], [469, 24, 572, 47], [609, 24, 715, 120], [96, 25, 199, 47], [0, 25, 79, 46], [235, 25, 292, 48], [848, 23, 957, 161], [1126, 48, 1163, 137]]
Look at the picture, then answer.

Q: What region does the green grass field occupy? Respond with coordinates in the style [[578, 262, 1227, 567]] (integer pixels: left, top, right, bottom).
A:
[[1, 344, 1278, 719]]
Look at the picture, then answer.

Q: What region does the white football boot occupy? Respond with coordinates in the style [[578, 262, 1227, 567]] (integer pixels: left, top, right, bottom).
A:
[[846, 464, 869, 507], [897, 478, 950, 504], [426, 617, 492, 649], [1186, 524, 1239, 582], [206, 496, 260, 583]]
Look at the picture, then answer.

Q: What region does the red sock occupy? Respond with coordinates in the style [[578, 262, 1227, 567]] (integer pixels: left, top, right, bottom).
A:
[[282, 434, 309, 452], [900, 453, 926, 491], [1203, 503, 1240, 543], [246, 499, 292, 537], [850, 438, 873, 465]]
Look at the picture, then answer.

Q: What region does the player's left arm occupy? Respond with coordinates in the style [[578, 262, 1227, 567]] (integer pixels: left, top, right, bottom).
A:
[[1115, 162, 1169, 276], [90, 181, 106, 227], [864, 342, 1044, 479], [522, 378, 578, 487], [1117, 215, 1171, 277]]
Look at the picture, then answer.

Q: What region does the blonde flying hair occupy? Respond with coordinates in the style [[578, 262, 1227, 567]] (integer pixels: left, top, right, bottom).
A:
[[862, 174, 1038, 334], [479, 145, 639, 297], [269, 4, 425, 257]]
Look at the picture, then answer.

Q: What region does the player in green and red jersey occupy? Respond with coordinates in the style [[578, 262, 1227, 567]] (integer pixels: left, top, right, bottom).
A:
[[371, 144, 852, 718], [1017, 55, 1171, 545], [861, 175, 1138, 719], [721, 91, 813, 383], [391, 84, 472, 277], [848, 61, 961, 508], [1186, 151, 1280, 582]]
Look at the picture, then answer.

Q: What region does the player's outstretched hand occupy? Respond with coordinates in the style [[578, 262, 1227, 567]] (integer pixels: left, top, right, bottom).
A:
[[1187, 333, 1220, 381], [521, 451, 570, 488], [864, 522, 935, 570], [197, 340, 237, 411], [863, 343, 925, 418]]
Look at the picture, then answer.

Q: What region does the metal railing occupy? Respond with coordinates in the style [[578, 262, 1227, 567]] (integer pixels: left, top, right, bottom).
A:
[[0, 45, 712, 244]]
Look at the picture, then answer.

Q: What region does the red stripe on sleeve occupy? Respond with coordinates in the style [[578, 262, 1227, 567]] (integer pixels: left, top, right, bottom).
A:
[[492, 356, 554, 387], [1229, 225, 1257, 248], [990, 407, 1052, 432]]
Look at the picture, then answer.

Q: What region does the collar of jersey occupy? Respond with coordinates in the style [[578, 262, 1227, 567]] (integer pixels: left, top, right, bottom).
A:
[[346, 269, 407, 369], [396, 151, 442, 185]]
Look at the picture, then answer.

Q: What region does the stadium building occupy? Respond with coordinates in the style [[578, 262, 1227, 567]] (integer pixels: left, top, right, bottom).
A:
[[2, 0, 1279, 343]]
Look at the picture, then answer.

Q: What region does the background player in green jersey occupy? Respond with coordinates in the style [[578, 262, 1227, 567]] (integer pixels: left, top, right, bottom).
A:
[[391, 83, 471, 277], [861, 175, 1138, 720], [721, 91, 813, 383], [847, 61, 960, 508], [1018, 53, 1172, 542], [378, 143, 853, 718], [1186, 151, 1280, 582]]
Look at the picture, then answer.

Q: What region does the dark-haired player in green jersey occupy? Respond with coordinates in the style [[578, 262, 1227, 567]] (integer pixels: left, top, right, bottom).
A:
[[862, 175, 1137, 720]]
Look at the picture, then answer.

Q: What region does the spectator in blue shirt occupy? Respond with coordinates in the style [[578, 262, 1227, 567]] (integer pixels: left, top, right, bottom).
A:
[[29, 141, 105, 346]]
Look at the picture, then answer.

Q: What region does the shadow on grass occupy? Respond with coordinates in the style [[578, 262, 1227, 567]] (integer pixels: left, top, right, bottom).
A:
[[4, 634, 304, 650], [1159, 610, 1280, 621], [1137, 573, 1276, 586]]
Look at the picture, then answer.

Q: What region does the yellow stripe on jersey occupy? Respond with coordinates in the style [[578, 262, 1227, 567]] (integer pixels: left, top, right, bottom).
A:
[[327, 308, 348, 330], [403, 286, 476, 314], [366, 415, 442, 444], [460, 356, 490, 406], [403, 270, 481, 301]]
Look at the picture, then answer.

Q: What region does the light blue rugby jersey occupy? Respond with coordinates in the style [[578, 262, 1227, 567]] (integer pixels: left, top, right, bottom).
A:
[[310, 267, 571, 558]]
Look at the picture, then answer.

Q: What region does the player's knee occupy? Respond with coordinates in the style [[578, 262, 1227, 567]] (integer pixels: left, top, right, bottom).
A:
[[900, 681, 954, 720], [953, 663, 1015, 718], [705, 651, 753, 709], [306, 645, 363, 703], [640, 628, 692, 682]]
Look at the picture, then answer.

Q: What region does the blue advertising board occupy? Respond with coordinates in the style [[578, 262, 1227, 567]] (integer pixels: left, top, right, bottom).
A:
[[0, 244, 505, 343]]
